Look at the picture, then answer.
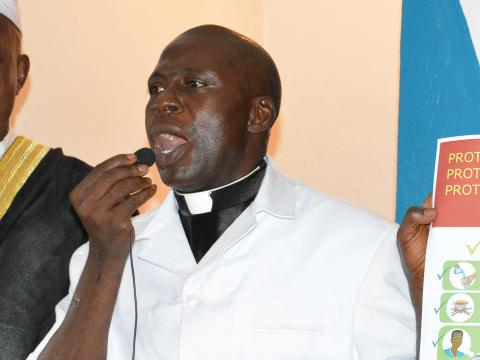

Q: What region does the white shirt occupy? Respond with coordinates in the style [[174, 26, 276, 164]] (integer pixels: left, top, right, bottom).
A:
[[0, 130, 14, 160], [30, 159, 416, 359]]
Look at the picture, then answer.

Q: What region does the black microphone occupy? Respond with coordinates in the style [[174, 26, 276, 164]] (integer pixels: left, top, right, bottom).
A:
[[134, 147, 156, 167]]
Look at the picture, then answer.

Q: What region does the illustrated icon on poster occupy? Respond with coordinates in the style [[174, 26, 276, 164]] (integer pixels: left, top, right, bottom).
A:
[[442, 329, 471, 359], [450, 262, 477, 290], [447, 294, 474, 322]]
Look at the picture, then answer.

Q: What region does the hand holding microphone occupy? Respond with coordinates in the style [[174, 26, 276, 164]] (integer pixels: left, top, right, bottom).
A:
[[38, 149, 156, 359], [70, 148, 156, 261]]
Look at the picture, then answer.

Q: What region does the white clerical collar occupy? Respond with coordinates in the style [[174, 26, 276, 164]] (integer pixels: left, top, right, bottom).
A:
[[0, 130, 14, 160], [175, 162, 264, 215]]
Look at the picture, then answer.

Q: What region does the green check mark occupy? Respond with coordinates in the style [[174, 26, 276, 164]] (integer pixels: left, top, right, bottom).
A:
[[437, 266, 451, 280], [434, 299, 448, 314], [432, 332, 447, 348], [466, 241, 480, 255]]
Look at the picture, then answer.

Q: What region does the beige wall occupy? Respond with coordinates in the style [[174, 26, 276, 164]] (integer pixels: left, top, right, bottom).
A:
[[263, 0, 402, 220], [12, 0, 402, 220]]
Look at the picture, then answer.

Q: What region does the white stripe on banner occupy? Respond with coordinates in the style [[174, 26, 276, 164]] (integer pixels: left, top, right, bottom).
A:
[[460, 0, 480, 64]]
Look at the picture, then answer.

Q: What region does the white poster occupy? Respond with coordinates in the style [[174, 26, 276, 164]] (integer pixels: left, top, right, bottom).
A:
[[420, 135, 480, 360]]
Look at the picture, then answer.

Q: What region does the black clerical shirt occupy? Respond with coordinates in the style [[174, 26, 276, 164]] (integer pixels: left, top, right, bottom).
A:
[[174, 160, 267, 263]]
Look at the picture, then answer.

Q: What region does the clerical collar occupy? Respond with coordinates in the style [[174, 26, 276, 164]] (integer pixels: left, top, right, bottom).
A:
[[175, 159, 267, 215], [174, 159, 267, 263], [0, 130, 14, 160]]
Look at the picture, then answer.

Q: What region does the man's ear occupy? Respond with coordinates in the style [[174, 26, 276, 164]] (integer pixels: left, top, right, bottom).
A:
[[247, 96, 276, 133], [16, 54, 30, 95]]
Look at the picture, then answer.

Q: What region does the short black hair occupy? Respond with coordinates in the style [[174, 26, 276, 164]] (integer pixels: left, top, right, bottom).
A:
[[451, 329, 463, 339]]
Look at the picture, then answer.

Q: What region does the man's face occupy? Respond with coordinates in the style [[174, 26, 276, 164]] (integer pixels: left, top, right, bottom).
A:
[[145, 37, 254, 192], [0, 18, 19, 140], [451, 332, 463, 348]]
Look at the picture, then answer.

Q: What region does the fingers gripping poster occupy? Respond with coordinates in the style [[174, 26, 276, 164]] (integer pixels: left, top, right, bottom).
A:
[[421, 136, 480, 360]]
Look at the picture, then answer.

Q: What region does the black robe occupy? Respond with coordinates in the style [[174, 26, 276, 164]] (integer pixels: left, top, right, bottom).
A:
[[0, 146, 91, 359]]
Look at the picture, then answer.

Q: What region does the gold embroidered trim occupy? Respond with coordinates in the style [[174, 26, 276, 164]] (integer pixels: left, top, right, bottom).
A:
[[0, 136, 50, 220]]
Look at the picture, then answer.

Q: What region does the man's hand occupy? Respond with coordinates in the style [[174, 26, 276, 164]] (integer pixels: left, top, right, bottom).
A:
[[397, 195, 437, 283], [397, 194, 437, 352], [70, 153, 157, 261], [39, 154, 156, 359]]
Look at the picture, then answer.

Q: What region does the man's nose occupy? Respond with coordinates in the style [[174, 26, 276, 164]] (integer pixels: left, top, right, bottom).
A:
[[162, 101, 180, 114], [152, 89, 182, 115]]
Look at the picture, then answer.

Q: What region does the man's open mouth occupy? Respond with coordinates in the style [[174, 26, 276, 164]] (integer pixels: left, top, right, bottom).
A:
[[155, 133, 188, 154], [151, 132, 190, 166]]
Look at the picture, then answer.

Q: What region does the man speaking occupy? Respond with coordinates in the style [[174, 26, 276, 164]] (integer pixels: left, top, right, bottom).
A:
[[31, 25, 416, 359]]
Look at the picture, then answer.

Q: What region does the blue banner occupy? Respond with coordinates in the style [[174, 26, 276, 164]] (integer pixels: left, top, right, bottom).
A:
[[396, 0, 480, 222]]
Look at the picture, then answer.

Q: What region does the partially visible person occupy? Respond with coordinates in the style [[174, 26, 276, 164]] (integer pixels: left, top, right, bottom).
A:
[[0, 1, 91, 358]]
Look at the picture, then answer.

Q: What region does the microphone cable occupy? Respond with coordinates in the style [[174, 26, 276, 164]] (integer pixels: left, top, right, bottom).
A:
[[129, 232, 138, 360], [129, 147, 155, 360]]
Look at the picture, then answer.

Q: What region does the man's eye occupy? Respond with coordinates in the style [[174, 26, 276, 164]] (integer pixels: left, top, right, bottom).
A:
[[185, 80, 206, 88], [149, 85, 165, 95]]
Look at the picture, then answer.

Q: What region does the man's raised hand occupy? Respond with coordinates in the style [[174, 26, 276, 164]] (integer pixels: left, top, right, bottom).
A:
[[397, 194, 437, 333], [397, 195, 437, 283], [70, 153, 157, 260], [38, 155, 157, 359]]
